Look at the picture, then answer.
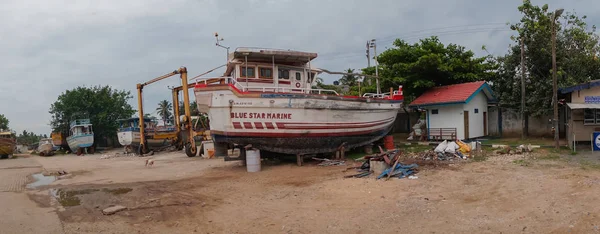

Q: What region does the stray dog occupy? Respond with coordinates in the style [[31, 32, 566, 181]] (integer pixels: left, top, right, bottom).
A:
[[145, 159, 155, 167]]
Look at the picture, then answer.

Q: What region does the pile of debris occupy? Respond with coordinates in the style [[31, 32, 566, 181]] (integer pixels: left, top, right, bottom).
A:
[[345, 148, 419, 180]]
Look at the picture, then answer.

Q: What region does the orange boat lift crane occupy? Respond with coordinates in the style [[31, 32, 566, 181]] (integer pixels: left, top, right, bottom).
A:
[[136, 67, 199, 157]]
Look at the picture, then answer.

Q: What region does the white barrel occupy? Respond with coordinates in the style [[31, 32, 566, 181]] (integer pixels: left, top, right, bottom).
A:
[[246, 149, 261, 172]]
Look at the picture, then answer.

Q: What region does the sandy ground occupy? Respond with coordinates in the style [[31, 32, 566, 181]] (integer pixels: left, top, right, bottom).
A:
[[2, 149, 600, 233]]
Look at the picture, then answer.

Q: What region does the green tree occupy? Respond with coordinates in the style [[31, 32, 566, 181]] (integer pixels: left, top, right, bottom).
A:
[[49, 86, 135, 146], [338, 68, 358, 87], [178, 101, 200, 118], [492, 0, 600, 116], [16, 130, 44, 145], [0, 114, 8, 130], [362, 36, 495, 104], [156, 100, 173, 126]]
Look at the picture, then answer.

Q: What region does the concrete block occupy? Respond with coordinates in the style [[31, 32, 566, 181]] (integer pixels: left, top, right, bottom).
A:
[[370, 160, 389, 177], [102, 205, 127, 215]]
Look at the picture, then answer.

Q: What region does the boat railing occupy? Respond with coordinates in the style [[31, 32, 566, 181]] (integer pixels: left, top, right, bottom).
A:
[[362, 92, 390, 98], [194, 77, 339, 95], [362, 90, 403, 99]]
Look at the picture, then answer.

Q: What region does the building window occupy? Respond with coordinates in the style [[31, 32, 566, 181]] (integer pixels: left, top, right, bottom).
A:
[[585, 109, 600, 125], [431, 109, 439, 115], [295, 72, 301, 81], [259, 68, 272, 79], [240, 66, 255, 78], [474, 108, 479, 114], [278, 69, 289, 79]]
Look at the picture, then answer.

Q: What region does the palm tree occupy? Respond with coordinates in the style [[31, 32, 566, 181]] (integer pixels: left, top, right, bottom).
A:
[[338, 68, 358, 86], [156, 100, 173, 126]]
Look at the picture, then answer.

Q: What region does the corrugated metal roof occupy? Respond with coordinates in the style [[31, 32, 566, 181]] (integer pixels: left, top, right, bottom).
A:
[[567, 103, 600, 109], [409, 81, 496, 107]]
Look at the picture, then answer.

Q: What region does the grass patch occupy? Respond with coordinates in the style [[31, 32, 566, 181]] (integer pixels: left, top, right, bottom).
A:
[[580, 160, 600, 170], [513, 159, 531, 167], [472, 152, 489, 162], [397, 144, 433, 153], [481, 138, 562, 147], [538, 153, 561, 161]]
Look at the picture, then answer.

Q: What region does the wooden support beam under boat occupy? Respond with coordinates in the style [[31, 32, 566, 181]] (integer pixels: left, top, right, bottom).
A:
[[296, 154, 304, 166]]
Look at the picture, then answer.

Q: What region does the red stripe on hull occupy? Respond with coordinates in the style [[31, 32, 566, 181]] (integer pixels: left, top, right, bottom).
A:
[[265, 122, 275, 129], [254, 122, 264, 129], [233, 122, 242, 129], [211, 127, 389, 137], [243, 122, 253, 129], [280, 117, 395, 125], [278, 121, 392, 130]]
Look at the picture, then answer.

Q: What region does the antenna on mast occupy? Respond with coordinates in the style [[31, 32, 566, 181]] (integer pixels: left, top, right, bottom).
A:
[[214, 32, 230, 64]]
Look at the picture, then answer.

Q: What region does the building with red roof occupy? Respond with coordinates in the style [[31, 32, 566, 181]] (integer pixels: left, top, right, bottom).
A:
[[409, 81, 497, 140]]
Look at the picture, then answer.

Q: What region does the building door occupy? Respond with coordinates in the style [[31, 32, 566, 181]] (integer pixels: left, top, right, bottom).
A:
[[483, 111, 487, 135], [464, 111, 469, 139]]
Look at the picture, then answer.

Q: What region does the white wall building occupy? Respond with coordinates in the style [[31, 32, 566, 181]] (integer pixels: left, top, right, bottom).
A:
[[409, 81, 497, 140]]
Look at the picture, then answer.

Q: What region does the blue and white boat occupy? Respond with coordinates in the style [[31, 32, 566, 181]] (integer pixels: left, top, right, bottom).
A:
[[66, 119, 94, 154]]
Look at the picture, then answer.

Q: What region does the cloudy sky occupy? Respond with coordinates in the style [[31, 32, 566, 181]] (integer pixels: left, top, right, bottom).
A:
[[1, 0, 598, 135]]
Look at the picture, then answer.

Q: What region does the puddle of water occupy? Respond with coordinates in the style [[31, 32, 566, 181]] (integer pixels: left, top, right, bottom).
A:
[[26, 173, 56, 189], [50, 188, 99, 207], [103, 187, 133, 195]]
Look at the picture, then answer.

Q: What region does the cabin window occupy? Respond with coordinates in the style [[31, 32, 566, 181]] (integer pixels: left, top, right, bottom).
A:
[[585, 109, 600, 125], [259, 68, 273, 79], [240, 66, 255, 78], [431, 109, 439, 115], [474, 108, 479, 114], [295, 72, 301, 81], [278, 69, 289, 79]]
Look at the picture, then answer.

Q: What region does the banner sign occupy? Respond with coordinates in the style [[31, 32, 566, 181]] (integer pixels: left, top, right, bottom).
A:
[[585, 96, 600, 103]]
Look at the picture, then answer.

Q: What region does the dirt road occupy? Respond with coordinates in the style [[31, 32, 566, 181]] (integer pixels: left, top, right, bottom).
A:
[[4, 150, 600, 233]]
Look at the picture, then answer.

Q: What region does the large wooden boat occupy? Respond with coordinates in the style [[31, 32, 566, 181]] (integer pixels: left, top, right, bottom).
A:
[[193, 48, 403, 155], [0, 131, 16, 158]]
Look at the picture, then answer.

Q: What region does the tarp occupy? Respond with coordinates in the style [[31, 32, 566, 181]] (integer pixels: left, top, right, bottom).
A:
[[567, 103, 600, 109]]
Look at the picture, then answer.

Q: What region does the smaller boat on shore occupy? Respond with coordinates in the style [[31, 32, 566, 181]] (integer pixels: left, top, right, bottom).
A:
[[37, 138, 55, 156], [66, 119, 94, 155], [0, 131, 16, 159], [117, 117, 177, 153]]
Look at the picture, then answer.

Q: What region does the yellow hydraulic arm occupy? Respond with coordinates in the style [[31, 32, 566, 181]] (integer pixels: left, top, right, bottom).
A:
[[136, 67, 197, 156]]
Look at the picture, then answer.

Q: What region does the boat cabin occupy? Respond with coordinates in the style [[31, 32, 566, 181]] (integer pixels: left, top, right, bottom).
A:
[[118, 117, 157, 131], [220, 48, 324, 94], [69, 119, 93, 136], [0, 131, 14, 139]]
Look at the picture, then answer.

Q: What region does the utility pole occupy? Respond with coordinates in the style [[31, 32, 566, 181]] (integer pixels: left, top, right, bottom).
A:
[[520, 36, 527, 139], [370, 39, 381, 94], [552, 8, 564, 149], [366, 41, 371, 67]]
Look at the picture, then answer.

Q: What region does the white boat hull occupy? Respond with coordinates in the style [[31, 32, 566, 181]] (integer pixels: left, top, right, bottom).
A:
[[195, 87, 401, 154], [66, 134, 94, 152], [117, 130, 172, 148]]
